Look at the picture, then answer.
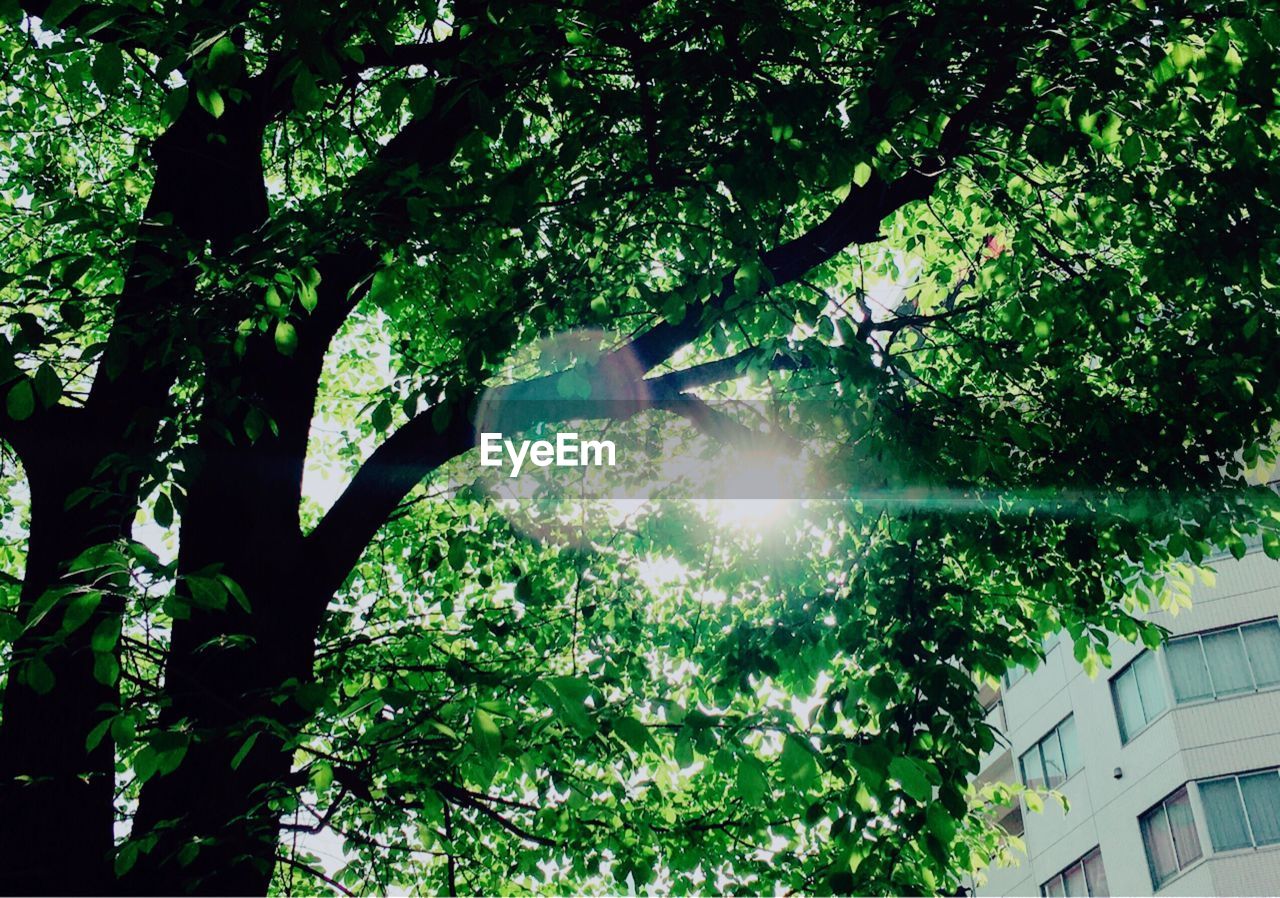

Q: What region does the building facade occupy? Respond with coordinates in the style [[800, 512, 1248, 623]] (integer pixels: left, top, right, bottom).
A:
[[970, 546, 1280, 897]]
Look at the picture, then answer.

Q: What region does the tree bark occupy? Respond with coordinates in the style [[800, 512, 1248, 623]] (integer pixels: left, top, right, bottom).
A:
[[123, 254, 352, 893], [0, 93, 268, 895], [0, 419, 123, 895]]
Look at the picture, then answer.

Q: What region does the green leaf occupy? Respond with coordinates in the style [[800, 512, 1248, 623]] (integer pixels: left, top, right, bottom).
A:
[[184, 575, 227, 611], [780, 734, 819, 788], [6, 379, 34, 421], [737, 756, 769, 802], [217, 574, 251, 613], [61, 590, 101, 634], [111, 714, 136, 749], [207, 36, 240, 81], [154, 491, 174, 528], [85, 718, 111, 752], [230, 732, 259, 769], [90, 618, 119, 653], [298, 281, 318, 313], [196, 86, 225, 119], [92, 44, 124, 93], [889, 756, 932, 802], [311, 760, 334, 790], [244, 406, 266, 443], [613, 716, 650, 754], [114, 843, 139, 878], [471, 708, 501, 758], [163, 85, 189, 124], [1264, 531, 1280, 561], [274, 321, 298, 356], [292, 69, 321, 111], [32, 364, 60, 407], [93, 652, 119, 686], [1081, 651, 1100, 678], [25, 657, 54, 694], [367, 269, 398, 307], [927, 803, 957, 845], [40, 0, 81, 28], [447, 538, 466, 571]]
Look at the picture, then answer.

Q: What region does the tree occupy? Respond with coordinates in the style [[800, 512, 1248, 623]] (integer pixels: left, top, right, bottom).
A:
[[0, 0, 1278, 894]]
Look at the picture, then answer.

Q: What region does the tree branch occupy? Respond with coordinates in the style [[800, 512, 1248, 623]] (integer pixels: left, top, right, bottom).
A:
[[303, 40, 1024, 599], [275, 854, 356, 897], [437, 783, 560, 849]]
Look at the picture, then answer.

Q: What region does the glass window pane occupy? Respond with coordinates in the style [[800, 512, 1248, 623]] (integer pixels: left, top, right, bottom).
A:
[[1242, 621, 1280, 688], [1167, 637, 1214, 703], [1141, 804, 1178, 887], [1042, 875, 1065, 898], [1240, 771, 1280, 846], [1198, 782, 1249, 849], [1042, 728, 1067, 788], [1082, 847, 1109, 897], [1058, 715, 1081, 776], [1112, 667, 1145, 742], [1167, 787, 1203, 865], [1021, 745, 1045, 790], [1200, 777, 1251, 850], [1134, 652, 1168, 719], [1062, 861, 1087, 897], [1202, 629, 1255, 695]]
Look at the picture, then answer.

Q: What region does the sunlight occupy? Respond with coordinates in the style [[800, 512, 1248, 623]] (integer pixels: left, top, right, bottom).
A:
[[703, 448, 806, 532], [634, 555, 690, 591]]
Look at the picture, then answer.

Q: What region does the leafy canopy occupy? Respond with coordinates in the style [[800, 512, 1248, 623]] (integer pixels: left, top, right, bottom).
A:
[[1, 0, 1279, 895]]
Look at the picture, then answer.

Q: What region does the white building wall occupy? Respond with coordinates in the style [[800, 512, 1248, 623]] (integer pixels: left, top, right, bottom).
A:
[[972, 547, 1280, 897]]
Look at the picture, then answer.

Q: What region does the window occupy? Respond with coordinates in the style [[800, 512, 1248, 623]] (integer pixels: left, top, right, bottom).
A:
[[1140, 786, 1203, 889], [983, 696, 1006, 732], [1019, 715, 1082, 789], [1110, 651, 1168, 742], [1002, 633, 1062, 689], [1167, 619, 1280, 703], [1004, 664, 1029, 689], [997, 803, 1025, 838], [1198, 769, 1280, 852], [1041, 846, 1109, 897]]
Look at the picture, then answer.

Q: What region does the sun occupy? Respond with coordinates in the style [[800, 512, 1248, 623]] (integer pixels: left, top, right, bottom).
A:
[[703, 448, 807, 532]]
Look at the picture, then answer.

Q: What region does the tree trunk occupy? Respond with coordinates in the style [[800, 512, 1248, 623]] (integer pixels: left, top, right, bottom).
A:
[[0, 428, 122, 895], [125, 309, 338, 893], [123, 442, 329, 894], [123, 566, 321, 894], [0, 93, 268, 895]]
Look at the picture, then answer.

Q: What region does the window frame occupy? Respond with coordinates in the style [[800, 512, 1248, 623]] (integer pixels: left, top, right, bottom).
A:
[[1196, 767, 1280, 852], [1019, 714, 1083, 791], [1167, 617, 1280, 705], [1039, 846, 1108, 897], [982, 695, 1006, 733], [1109, 650, 1169, 744], [1139, 785, 1203, 890]]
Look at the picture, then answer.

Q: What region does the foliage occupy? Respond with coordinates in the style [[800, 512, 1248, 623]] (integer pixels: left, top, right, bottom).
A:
[[0, 0, 1279, 895]]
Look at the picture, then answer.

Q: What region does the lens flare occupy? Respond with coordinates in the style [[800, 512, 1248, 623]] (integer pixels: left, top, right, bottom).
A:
[[704, 447, 807, 532]]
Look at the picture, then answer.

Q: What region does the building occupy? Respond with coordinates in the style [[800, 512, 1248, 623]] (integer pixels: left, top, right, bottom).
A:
[[969, 544, 1280, 896]]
